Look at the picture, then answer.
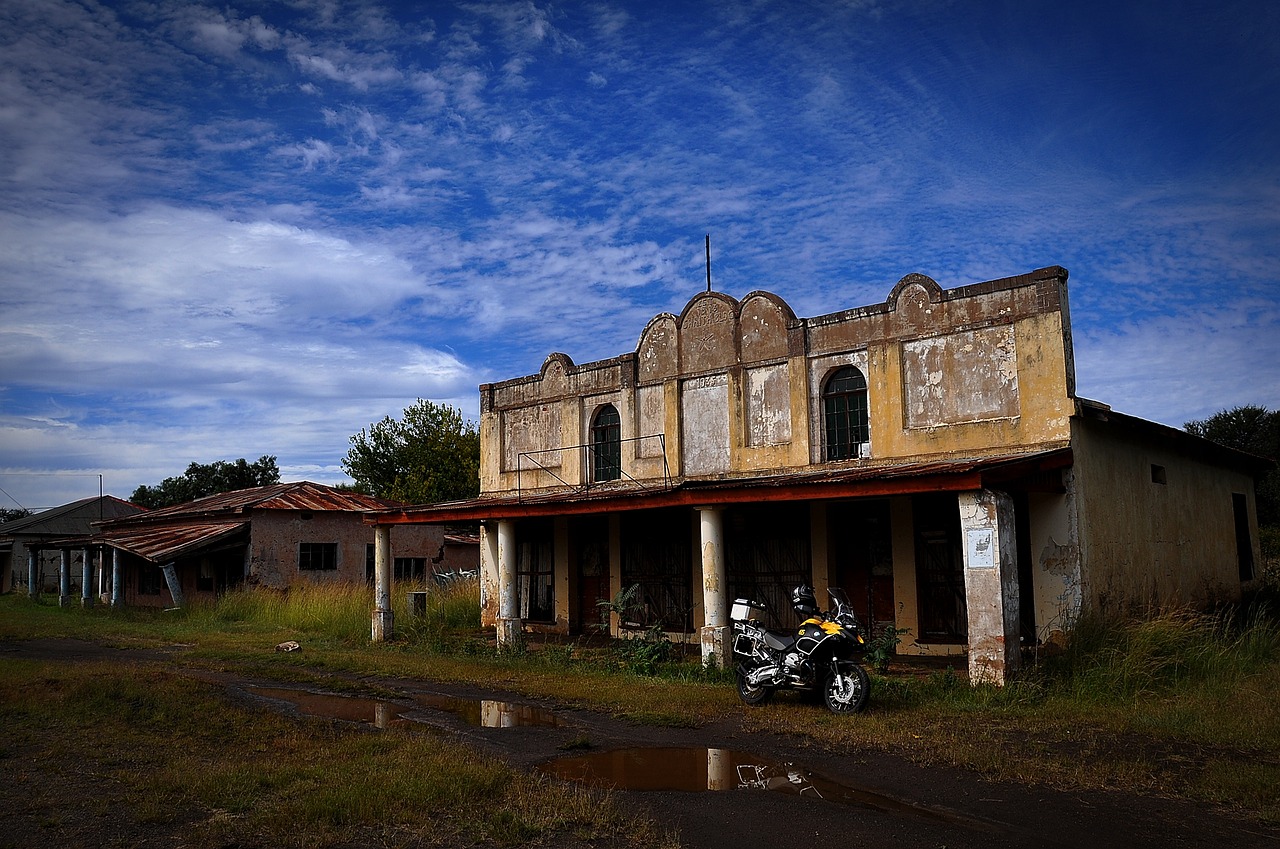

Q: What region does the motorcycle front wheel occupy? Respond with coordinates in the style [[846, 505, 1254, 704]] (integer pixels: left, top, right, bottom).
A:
[[736, 669, 774, 706], [823, 663, 870, 714]]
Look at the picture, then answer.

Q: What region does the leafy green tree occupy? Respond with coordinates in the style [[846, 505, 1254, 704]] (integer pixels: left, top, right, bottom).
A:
[[1185, 405, 1279, 528], [343, 399, 480, 505], [131, 456, 281, 509]]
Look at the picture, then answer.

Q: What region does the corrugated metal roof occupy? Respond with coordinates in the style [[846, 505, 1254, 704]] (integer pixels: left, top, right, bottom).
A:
[[106, 521, 250, 562], [104, 481, 396, 526], [0, 496, 143, 537]]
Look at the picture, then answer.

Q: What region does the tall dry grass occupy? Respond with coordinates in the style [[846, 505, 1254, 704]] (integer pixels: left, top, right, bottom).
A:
[[182, 575, 481, 644]]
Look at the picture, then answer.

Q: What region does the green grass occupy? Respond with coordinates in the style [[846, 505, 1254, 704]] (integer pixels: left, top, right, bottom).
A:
[[3, 585, 1279, 822], [0, 657, 674, 849]]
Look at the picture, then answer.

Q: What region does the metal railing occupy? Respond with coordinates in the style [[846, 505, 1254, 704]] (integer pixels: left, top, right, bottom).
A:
[[515, 434, 670, 501]]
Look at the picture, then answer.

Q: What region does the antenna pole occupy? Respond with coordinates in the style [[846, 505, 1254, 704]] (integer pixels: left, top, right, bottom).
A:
[[705, 234, 712, 292]]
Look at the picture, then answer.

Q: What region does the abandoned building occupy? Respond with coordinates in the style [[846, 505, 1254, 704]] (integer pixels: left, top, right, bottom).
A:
[[36, 481, 477, 609], [366, 266, 1265, 684], [1, 496, 144, 595]]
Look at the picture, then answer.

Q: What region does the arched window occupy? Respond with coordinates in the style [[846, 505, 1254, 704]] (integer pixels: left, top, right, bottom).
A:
[[822, 366, 869, 461], [591, 404, 622, 482]]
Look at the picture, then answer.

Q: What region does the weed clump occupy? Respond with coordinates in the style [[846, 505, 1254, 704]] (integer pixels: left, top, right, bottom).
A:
[[1034, 606, 1280, 704]]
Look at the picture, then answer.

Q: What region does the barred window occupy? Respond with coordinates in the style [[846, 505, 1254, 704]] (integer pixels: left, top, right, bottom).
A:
[[591, 404, 622, 482], [822, 366, 869, 461]]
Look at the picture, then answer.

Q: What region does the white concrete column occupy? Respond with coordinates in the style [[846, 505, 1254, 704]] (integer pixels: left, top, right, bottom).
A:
[[59, 549, 71, 607], [697, 506, 727, 667], [958, 489, 1020, 685], [371, 525, 393, 641], [495, 519, 521, 648], [160, 561, 185, 608], [97, 546, 109, 603], [28, 549, 39, 599], [111, 548, 123, 609], [81, 547, 94, 608]]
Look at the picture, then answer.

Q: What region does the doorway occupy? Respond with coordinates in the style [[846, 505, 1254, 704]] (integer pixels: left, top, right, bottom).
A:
[[830, 499, 895, 637]]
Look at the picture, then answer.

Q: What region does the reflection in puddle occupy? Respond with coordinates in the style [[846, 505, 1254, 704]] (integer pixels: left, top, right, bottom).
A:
[[414, 693, 562, 728], [539, 747, 998, 831], [248, 687, 408, 728], [246, 687, 562, 730]]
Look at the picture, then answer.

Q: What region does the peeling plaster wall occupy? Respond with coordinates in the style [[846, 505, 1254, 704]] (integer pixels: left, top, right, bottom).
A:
[[636, 383, 666, 459], [480, 523, 499, 627], [902, 326, 1019, 428], [480, 268, 1074, 499], [744, 363, 791, 446], [1071, 417, 1256, 612], [1027, 483, 1080, 646], [247, 511, 459, 588], [502, 404, 562, 473], [682, 373, 731, 475]]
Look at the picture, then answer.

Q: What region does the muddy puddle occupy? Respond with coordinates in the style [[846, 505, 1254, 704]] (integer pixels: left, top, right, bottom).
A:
[[247, 686, 561, 730], [248, 687, 410, 728], [540, 747, 1000, 831], [413, 692, 562, 728]]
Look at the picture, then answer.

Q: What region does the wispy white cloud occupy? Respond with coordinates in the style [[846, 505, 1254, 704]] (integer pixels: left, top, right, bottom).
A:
[[0, 0, 1276, 510]]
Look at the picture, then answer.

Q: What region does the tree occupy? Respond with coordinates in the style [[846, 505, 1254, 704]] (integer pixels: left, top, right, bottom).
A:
[[1185, 405, 1279, 528], [0, 507, 33, 524], [343, 399, 480, 505], [131, 456, 281, 509]]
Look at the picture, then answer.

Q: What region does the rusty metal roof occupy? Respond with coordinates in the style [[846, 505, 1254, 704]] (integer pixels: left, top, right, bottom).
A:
[[369, 447, 1073, 525], [106, 521, 250, 562], [34, 483, 393, 562], [103, 481, 397, 527]]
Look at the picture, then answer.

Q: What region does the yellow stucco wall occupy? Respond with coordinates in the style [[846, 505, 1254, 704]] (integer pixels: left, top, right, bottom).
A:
[[479, 268, 1076, 497], [1071, 416, 1256, 611]]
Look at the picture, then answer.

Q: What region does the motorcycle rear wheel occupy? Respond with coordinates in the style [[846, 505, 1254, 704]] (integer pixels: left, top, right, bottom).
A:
[[823, 663, 870, 714], [736, 670, 774, 706]]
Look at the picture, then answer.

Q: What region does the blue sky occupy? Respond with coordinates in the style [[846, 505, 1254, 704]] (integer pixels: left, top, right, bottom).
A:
[[1, 0, 1277, 511]]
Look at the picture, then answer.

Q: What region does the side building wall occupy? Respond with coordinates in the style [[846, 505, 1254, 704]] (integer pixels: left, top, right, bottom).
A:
[[249, 510, 459, 587], [1071, 415, 1259, 612]]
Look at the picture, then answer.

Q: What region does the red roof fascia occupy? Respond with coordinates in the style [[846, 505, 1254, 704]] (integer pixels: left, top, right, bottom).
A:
[[368, 448, 1072, 525]]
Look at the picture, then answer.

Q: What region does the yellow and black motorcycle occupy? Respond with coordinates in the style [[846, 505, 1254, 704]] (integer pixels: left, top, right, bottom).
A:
[[730, 585, 870, 714]]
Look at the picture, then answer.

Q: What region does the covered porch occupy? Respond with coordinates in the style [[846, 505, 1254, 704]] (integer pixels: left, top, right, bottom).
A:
[[367, 448, 1075, 685]]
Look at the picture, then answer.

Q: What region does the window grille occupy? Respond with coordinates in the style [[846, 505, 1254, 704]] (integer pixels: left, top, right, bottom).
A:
[[823, 366, 869, 461]]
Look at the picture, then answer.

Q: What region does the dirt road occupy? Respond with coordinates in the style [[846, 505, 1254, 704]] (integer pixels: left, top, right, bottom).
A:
[[4, 638, 1274, 849]]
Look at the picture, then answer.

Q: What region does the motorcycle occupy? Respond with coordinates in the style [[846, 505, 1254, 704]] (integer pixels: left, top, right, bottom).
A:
[[730, 585, 870, 714]]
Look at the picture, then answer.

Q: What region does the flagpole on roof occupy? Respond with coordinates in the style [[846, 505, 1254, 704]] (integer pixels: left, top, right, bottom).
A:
[[705, 234, 712, 292]]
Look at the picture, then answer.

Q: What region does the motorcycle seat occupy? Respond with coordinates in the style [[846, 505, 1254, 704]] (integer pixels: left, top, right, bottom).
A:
[[762, 629, 795, 652]]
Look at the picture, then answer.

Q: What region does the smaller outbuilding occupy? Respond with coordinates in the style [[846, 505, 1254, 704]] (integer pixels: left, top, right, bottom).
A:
[[1, 496, 144, 595], [42, 481, 476, 609]]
